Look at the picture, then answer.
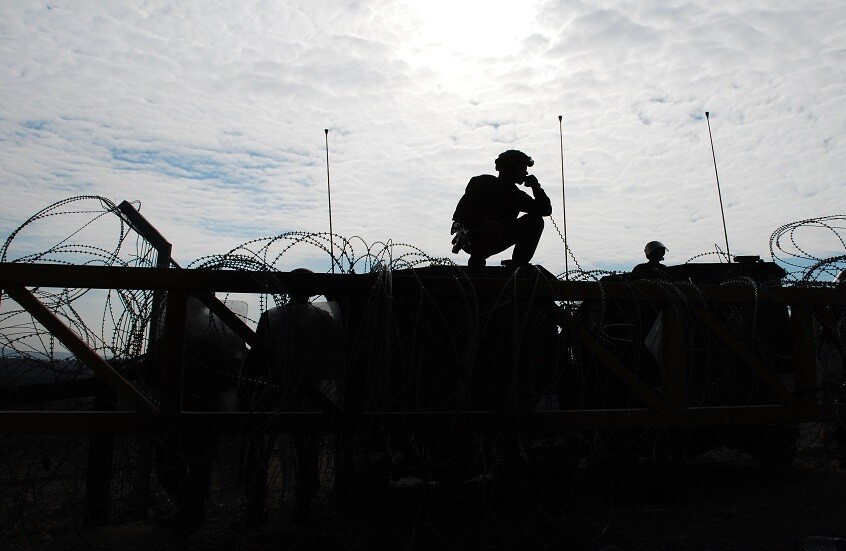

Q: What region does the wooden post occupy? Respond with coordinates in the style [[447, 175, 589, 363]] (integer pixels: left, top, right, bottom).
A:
[[116, 200, 179, 521], [160, 289, 188, 413], [791, 305, 818, 406], [661, 304, 686, 408], [84, 389, 116, 526]]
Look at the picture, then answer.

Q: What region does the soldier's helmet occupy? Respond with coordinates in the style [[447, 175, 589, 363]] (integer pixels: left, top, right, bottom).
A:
[[495, 150, 534, 171]]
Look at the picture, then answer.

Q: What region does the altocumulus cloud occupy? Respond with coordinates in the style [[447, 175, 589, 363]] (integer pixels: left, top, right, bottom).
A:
[[0, 0, 843, 272]]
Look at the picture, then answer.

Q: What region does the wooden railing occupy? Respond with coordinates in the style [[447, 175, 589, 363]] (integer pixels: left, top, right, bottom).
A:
[[1, 262, 844, 435]]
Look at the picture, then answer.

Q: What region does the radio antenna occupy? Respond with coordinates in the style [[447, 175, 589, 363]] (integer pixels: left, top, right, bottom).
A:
[[558, 115, 570, 280], [705, 111, 732, 262], [324, 128, 335, 273]]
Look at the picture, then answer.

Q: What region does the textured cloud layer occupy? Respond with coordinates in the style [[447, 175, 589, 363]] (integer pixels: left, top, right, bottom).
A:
[[1, 0, 843, 272]]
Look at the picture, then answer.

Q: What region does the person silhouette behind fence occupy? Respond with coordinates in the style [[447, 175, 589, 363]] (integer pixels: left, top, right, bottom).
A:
[[238, 269, 342, 527], [451, 149, 552, 268], [632, 240, 670, 278]]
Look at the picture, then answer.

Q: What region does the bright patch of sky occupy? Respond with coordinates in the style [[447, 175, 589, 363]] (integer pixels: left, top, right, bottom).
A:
[[396, 0, 544, 91], [0, 0, 844, 275]]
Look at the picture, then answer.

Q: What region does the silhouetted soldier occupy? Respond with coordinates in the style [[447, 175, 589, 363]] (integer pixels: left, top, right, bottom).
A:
[[239, 270, 342, 526], [451, 149, 552, 268], [632, 241, 669, 277]]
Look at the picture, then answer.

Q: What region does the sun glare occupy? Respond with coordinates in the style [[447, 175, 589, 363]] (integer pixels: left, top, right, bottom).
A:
[[396, 0, 540, 76]]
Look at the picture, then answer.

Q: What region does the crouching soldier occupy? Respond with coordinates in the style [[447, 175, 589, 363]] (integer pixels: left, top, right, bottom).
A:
[[452, 149, 552, 268]]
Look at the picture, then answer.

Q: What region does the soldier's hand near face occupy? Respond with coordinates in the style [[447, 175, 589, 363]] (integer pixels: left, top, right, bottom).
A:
[[523, 175, 540, 189]]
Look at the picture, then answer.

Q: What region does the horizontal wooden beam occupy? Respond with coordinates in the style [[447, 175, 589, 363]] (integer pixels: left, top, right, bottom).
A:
[[0, 405, 839, 434], [3, 263, 846, 303], [0, 263, 368, 295], [0, 377, 107, 405]]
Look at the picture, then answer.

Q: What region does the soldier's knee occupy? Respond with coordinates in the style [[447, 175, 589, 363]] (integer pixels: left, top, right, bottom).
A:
[[523, 214, 544, 233]]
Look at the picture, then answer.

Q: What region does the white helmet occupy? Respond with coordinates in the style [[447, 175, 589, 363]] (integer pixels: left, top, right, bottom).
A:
[[644, 241, 667, 256]]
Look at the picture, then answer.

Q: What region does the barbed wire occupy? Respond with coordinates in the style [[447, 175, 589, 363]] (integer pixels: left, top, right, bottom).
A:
[[1, 197, 845, 548], [769, 215, 846, 283]]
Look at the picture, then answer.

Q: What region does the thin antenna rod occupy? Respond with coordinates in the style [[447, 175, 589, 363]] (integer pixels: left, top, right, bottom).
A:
[[324, 128, 335, 273], [558, 115, 569, 280], [705, 112, 732, 262]]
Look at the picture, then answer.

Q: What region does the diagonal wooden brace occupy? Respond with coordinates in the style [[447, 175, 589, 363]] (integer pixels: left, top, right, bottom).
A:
[[194, 291, 256, 347], [537, 301, 664, 408], [4, 285, 158, 413], [692, 304, 798, 406]]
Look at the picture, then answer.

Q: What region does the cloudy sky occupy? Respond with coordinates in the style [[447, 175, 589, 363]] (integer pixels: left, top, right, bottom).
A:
[[1, 0, 844, 274]]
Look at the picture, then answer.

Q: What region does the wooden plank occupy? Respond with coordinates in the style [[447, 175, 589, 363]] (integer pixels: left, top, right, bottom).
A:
[[4, 263, 846, 304], [661, 305, 687, 407], [84, 390, 115, 526], [0, 377, 107, 405], [0, 405, 839, 434], [116, 201, 172, 255], [0, 263, 377, 295], [159, 289, 187, 413], [792, 305, 818, 405], [3, 286, 157, 413], [133, 435, 154, 521]]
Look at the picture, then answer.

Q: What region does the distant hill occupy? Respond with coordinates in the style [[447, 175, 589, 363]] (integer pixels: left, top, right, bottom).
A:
[[0, 353, 91, 387]]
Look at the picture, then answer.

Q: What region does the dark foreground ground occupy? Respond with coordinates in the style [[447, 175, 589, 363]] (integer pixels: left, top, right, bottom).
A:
[[10, 452, 846, 551]]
